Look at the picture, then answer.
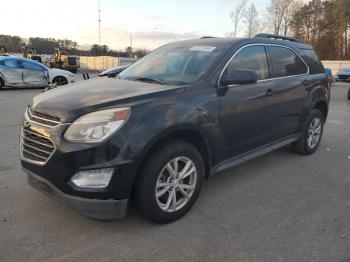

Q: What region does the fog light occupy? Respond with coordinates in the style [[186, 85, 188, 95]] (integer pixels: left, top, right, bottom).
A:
[[71, 168, 114, 189]]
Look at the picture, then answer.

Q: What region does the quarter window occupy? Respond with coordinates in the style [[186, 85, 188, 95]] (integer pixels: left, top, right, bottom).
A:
[[4, 59, 22, 68], [301, 49, 324, 74], [223, 46, 269, 81], [270, 46, 308, 77]]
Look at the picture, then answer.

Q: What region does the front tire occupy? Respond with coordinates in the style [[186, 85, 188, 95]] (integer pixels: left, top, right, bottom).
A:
[[133, 140, 204, 224], [293, 109, 324, 155], [347, 88, 350, 101], [0, 78, 4, 89], [52, 76, 68, 86]]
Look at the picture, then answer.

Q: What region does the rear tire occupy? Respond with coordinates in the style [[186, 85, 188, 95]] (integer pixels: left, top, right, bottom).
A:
[[133, 140, 204, 224], [347, 88, 350, 101], [293, 109, 324, 155], [0, 78, 3, 89]]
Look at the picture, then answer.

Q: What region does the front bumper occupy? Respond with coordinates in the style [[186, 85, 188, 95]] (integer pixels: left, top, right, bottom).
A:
[[25, 168, 128, 220]]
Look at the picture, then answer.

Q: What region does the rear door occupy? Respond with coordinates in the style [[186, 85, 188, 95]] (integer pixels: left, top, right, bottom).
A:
[[22, 60, 48, 87], [1, 59, 24, 86], [267, 45, 309, 138]]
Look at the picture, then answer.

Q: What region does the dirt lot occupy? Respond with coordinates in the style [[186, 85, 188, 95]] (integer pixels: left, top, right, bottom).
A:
[[0, 81, 350, 262]]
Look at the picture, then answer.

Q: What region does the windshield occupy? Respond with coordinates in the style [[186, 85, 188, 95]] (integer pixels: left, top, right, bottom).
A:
[[119, 44, 227, 85]]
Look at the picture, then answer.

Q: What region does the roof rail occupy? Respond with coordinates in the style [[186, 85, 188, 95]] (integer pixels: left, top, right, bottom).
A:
[[200, 36, 216, 39], [254, 33, 302, 43]]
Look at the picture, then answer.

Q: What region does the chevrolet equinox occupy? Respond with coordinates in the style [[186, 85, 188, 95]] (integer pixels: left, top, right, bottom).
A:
[[20, 34, 330, 223]]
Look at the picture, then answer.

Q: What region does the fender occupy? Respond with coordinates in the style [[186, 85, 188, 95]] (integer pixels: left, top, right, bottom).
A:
[[304, 79, 329, 109], [138, 123, 216, 169]]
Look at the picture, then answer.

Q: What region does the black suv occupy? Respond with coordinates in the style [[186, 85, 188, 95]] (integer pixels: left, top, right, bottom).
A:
[[20, 34, 330, 223]]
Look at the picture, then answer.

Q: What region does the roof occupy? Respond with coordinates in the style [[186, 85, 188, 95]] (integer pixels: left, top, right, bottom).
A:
[[166, 36, 313, 50], [0, 55, 45, 65]]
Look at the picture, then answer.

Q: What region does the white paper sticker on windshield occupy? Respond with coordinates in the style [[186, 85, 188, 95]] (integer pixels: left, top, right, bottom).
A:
[[190, 46, 216, 52]]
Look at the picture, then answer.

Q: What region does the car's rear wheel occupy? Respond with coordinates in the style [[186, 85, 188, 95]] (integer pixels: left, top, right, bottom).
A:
[[52, 76, 68, 86], [293, 109, 324, 155], [133, 140, 204, 224], [347, 88, 350, 101], [0, 78, 4, 89]]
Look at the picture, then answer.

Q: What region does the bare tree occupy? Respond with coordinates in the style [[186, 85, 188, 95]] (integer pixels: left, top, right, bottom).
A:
[[230, 0, 248, 38], [281, 0, 303, 36], [244, 3, 259, 37], [267, 0, 295, 36]]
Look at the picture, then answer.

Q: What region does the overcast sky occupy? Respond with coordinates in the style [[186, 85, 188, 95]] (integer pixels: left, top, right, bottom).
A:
[[2, 0, 272, 50]]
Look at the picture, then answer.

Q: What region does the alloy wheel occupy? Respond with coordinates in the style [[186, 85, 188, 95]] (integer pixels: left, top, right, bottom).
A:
[[155, 156, 197, 212], [307, 117, 322, 149]]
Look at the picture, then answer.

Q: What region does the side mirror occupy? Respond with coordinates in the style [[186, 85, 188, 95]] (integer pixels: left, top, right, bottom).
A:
[[220, 69, 258, 86]]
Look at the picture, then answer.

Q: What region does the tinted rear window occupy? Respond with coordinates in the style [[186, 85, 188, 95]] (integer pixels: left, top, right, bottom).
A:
[[270, 46, 308, 77], [301, 49, 324, 74]]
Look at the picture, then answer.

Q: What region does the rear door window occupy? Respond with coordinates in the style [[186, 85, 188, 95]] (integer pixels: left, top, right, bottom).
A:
[[223, 45, 269, 80], [22, 61, 46, 72], [269, 46, 308, 77], [4, 59, 22, 68]]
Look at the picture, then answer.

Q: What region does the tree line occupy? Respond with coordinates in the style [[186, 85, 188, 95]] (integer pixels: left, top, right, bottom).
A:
[[231, 0, 350, 60], [0, 35, 149, 58]]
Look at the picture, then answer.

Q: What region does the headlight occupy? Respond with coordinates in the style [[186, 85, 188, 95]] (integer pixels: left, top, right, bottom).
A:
[[64, 108, 130, 143], [68, 73, 75, 77]]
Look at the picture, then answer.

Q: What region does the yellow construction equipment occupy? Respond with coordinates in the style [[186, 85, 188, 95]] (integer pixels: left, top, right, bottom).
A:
[[23, 47, 42, 63], [50, 48, 80, 73], [0, 46, 7, 56]]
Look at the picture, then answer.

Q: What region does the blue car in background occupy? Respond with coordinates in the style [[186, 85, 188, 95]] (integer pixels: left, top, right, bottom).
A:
[[336, 68, 350, 81]]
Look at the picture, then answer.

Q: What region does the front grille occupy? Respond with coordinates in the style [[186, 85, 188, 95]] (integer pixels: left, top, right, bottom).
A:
[[21, 129, 55, 164], [26, 107, 61, 127], [21, 107, 60, 165]]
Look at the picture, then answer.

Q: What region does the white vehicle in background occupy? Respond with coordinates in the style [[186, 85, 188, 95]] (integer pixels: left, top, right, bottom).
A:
[[0, 56, 75, 89]]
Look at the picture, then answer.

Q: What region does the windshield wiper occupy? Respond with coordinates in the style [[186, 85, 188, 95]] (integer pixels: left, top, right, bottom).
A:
[[128, 77, 166, 85]]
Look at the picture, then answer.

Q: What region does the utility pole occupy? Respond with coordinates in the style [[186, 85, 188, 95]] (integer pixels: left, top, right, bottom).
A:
[[129, 33, 133, 57], [98, 0, 101, 45]]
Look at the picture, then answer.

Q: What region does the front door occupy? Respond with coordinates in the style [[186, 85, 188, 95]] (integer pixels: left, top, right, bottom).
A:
[[22, 61, 48, 87], [218, 45, 278, 160]]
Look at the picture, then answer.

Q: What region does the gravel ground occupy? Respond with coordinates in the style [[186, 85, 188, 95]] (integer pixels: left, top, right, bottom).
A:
[[0, 81, 350, 262]]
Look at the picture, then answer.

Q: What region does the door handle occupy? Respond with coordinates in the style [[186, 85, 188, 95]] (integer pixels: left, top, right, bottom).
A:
[[265, 88, 276, 97]]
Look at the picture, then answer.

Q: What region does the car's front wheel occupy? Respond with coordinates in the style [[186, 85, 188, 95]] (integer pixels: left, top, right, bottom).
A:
[[52, 76, 68, 86], [347, 88, 350, 101], [133, 140, 204, 224], [0, 78, 4, 89], [293, 109, 324, 155]]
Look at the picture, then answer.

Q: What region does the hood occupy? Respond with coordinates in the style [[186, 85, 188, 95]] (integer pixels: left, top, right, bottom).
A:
[[49, 68, 73, 76], [32, 77, 185, 121]]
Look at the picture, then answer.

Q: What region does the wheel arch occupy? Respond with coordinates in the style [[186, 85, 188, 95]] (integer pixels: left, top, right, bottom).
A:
[[135, 126, 213, 181], [313, 100, 328, 120], [305, 83, 329, 121]]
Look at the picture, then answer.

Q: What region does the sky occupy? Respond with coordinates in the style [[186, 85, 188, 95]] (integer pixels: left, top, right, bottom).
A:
[[1, 0, 272, 50]]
